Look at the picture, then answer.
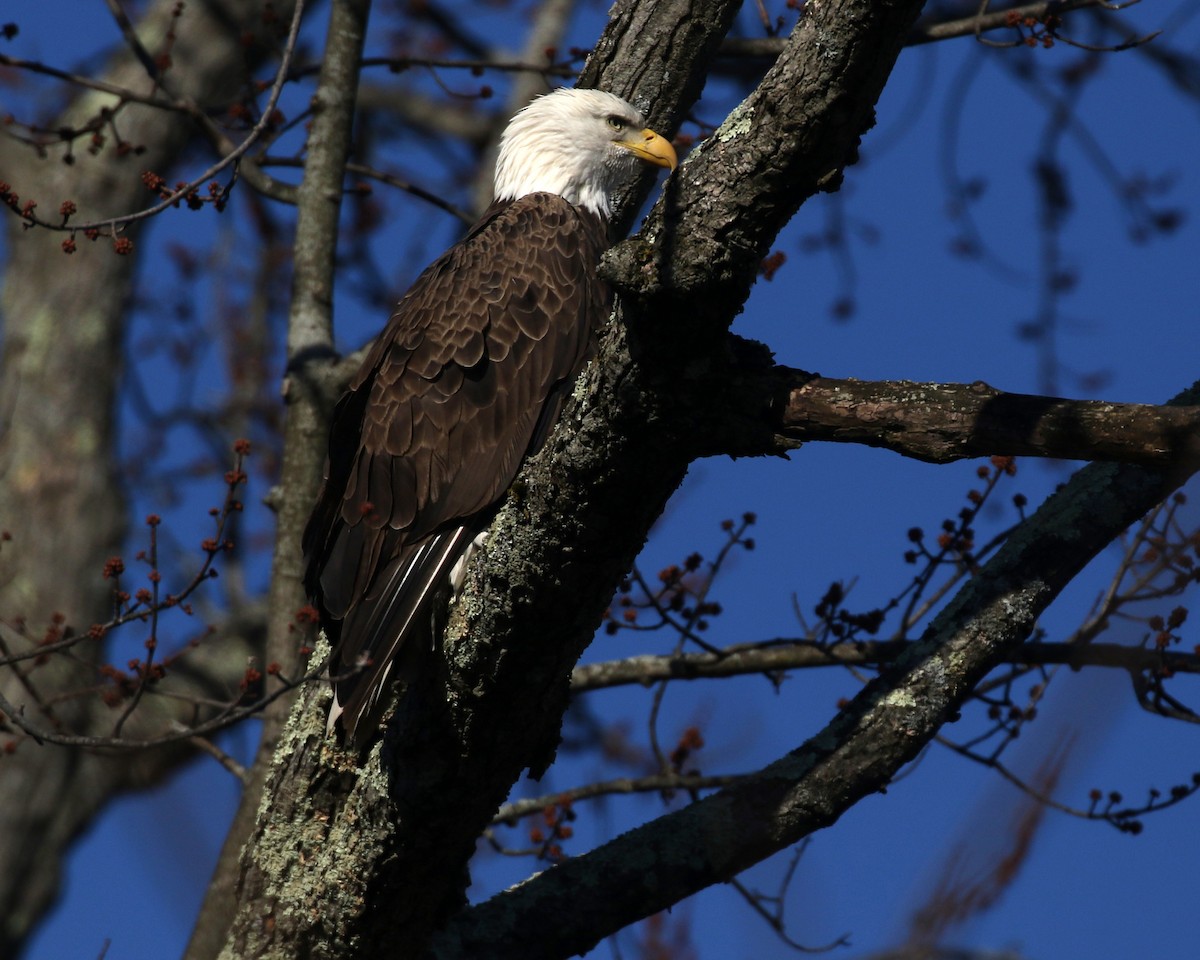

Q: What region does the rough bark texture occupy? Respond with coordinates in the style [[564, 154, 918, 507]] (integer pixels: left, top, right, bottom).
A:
[[748, 371, 1200, 465], [577, 0, 744, 237], [0, 2, 294, 953]]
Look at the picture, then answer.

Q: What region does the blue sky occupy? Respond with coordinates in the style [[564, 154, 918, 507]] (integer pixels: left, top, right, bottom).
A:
[[10, 1, 1200, 958]]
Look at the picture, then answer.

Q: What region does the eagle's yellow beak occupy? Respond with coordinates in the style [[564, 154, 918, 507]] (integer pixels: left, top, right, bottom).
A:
[[620, 129, 678, 171]]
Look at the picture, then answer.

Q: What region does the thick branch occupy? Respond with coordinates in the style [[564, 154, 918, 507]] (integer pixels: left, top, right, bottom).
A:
[[740, 371, 1200, 466], [578, 0, 744, 235]]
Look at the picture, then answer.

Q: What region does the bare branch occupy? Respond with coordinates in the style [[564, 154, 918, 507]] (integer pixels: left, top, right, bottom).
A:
[[494, 772, 747, 823], [103, 0, 167, 87], [256, 156, 475, 223], [731, 369, 1200, 467], [3, 0, 307, 237], [573, 640, 1200, 691], [0, 669, 322, 751], [716, 0, 1145, 56], [915, 0, 1138, 45]]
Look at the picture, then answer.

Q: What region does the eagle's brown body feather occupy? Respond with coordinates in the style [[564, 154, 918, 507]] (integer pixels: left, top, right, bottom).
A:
[[303, 194, 609, 742]]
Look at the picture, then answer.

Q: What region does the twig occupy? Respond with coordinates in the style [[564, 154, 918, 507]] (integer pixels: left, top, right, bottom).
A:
[[728, 844, 850, 953], [3, 0, 308, 236], [0, 667, 324, 751], [493, 772, 746, 824], [177, 726, 250, 781]]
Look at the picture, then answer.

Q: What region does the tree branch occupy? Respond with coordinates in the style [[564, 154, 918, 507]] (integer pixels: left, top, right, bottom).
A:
[[717, 0, 1134, 58], [571, 639, 1200, 692], [745, 370, 1200, 466], [493, 773, 748, 824]]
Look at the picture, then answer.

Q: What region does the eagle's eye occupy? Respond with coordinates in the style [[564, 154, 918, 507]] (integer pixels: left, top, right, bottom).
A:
[[606, 115, 627, 132]]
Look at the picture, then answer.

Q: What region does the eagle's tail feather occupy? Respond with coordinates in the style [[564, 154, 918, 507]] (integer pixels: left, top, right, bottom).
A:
[[330, 524, 479, 744]]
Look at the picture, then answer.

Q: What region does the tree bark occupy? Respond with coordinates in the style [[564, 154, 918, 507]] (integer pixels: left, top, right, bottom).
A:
[[717, 367, 1200, 465]]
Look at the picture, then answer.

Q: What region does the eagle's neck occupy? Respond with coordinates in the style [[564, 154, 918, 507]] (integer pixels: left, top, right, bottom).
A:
[[494, 146, 635, 220]]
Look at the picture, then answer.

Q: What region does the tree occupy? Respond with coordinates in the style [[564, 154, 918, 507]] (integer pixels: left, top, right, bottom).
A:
[[2, 1, 1198, 958]]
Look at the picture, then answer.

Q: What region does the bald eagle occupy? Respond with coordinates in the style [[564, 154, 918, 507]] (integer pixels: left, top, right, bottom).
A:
[[303, 89, 677, 744]]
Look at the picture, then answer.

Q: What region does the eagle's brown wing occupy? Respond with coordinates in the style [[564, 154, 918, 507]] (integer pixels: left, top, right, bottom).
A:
[[302, 194, 609, 743]]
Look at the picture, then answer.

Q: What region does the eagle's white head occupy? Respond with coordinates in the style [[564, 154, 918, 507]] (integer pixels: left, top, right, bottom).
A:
[[494, 89, 677, 220]]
